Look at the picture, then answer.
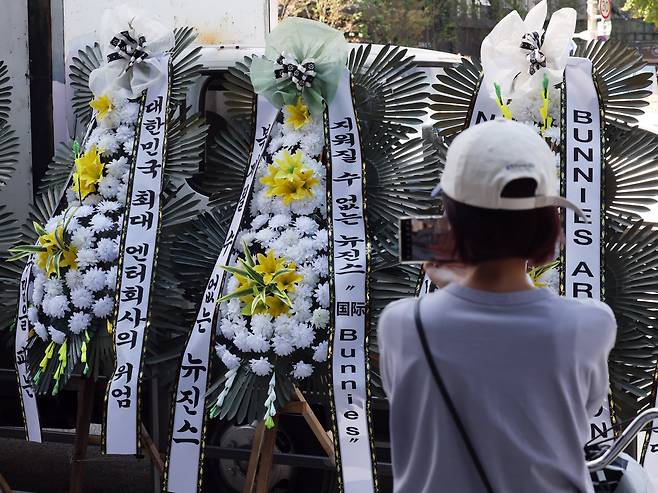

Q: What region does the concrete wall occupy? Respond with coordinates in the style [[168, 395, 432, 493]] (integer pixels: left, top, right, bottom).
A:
[[0, 1, 33, 231]]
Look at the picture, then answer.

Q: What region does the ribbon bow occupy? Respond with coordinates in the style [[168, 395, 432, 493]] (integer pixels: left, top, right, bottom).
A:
[[274, 53, 317, 91], [481, 0, 576, 103], [89, 5, 174, 100], [250, 17, 349, 117], [520, 31, 547, 75], [107, 30, 149, 72]]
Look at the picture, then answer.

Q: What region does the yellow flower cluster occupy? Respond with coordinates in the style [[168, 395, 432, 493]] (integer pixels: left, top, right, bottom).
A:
[[72, 145, 104, 200], [284, 97, 311, 130], [260, 150, 319, 205], [90, 94, 113, 121], [36, 225, 78, 277], [233, 250, 303, 317]]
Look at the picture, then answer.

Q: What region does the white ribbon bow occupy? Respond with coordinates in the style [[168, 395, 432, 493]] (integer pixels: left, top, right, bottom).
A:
[[89, 5, 175, 100], [481, 0, 576, 102]]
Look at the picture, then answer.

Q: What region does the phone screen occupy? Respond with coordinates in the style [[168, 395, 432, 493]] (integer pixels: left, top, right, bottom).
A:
[[399, 216, 458, 264]]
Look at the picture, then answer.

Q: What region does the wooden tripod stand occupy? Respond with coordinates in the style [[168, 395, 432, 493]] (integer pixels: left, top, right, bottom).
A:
[[242, 387, 335, 493]]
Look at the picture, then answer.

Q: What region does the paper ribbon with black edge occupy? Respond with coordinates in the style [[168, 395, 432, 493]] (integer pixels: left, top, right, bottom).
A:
[[103, 54, 170, 455], [163, 97, 279, 493]]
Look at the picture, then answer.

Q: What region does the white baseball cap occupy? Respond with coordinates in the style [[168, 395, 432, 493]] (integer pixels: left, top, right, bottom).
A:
[[432, 119, 585, 219]]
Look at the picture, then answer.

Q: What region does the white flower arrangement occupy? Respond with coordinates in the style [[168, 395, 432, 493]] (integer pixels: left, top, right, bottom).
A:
[[9, 75, 143, 390], [213, 98, 330, 423]]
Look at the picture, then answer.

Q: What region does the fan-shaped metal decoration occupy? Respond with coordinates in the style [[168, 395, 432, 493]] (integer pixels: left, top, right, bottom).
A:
[[605, 221, 658, 421], [0, 60, 17, 188], [171, 44, 440, 424], [69, 43, 104, 127]]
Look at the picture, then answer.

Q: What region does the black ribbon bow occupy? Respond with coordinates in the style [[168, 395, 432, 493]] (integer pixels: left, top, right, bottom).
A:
[[520, 31, 547, 75], [107, 30, 149, 70], [274, 53, 317, 91]]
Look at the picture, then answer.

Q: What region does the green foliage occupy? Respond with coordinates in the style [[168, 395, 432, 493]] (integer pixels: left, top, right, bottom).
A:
[[623, 0, 658, 26]]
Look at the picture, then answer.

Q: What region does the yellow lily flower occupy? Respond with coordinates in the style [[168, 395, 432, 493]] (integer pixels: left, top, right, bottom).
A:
[[265, 295, 290, 317], [284, 97, 311, 130], [35, 225, 78, 277], [72, 145, 104, 199], [275, 267, 303, 293], [254, 250, 287, 284], [90, 95, 113, 121]]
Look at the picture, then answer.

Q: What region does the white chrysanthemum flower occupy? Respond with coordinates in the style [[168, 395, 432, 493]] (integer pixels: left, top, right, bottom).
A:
[[292, 296, 312, 319], [45, 214, 64, 233], [115, 125, 134, 143], [48, 326, 66, 344], [83, 267, 107, 292], [251, 214, 270, 230], [42, 295, 69, 318], [220, 318, 241, 339], [68, 312, 91, 334], [92, 296, 114, 318], [105, 266, 118, 290], [65, 217, 82, 233], [98, 175, 120, 199], [290, 197, 318, 216], [313, 255, 329, 277], [214, 343, 228, 359], [281, 132, 303, 148], [250, 314, 273, 338], [70, 287, 94, 309], [313, 341, 328, 362], [254, 191, 275, 215], [221, 350, 241, 370], [106, 156, 129, 178], [233, 331, 251, 352], [299, 136, 324, 158], [294, 283, 313, 301], [116, 183, 129, 204], [27, 306, 39, 323], [314, 282, 330, 308], [226, 298, 241, 318], [249, 357, 273, 376], [272, 334, 295, 356], [292, 361, 313, 379], [294, 216, 318, 235], [269, 214, 291, 229], [97, 131, 121, 155], [32, 278, 44, 306], [64, 269, 84, 290], [90, 213, 114, 233], [71, 227, 95, 250], [85, 128, 102, 151], [298, 265, 319, 288], [311, 308, 330, 329], [246, 333, 270, 353], [267, 136, 285, 155], [226, 275, 240, 293], [236, 230, 256, 250], [66, 189, 79, 205], [96, 200, 122, 214], [544, 126, 560, 144], [34, 322, 49, 341], [73, 204, 95, 218], [44, 278, 63, 296], [76, 248, 99, 269], [96, 238, 119, 262], [117, 102, 140, 123], [291, 323, 314, 349], [313, 229, 328, 249], [255, 227, 277, 244]]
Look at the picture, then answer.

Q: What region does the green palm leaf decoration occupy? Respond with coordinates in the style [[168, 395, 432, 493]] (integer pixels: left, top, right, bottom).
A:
[[223, 57, 256, 121], [69, 43, 104, 126], [170, 27, 203, 106], [164, 113, 208, 188], [605, 220, 658, 421]]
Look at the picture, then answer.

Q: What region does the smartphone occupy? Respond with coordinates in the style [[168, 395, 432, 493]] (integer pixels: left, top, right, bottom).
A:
[[398, 216, 458, 264]]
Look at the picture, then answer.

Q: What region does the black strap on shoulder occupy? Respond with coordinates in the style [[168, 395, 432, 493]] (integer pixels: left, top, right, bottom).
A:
[[414, 298, 495, 493]]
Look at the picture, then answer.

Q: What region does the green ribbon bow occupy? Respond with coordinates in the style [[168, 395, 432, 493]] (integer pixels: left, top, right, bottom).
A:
[[250, 17, 349, 117]]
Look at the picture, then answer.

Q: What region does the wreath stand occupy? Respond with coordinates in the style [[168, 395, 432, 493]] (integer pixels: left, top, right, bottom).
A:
[[242, 387, 335, 493], [68, 376, 163, 493]]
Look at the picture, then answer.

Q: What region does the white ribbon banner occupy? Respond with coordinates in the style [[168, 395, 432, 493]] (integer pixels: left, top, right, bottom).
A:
[[328, 68, 377, 493], [564, 57, 610, 444], [104, 55, 170, 455], [15, 262, 42, 442], [164, 96, 279, 493]]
